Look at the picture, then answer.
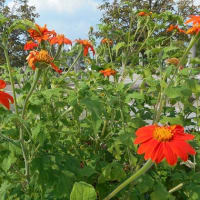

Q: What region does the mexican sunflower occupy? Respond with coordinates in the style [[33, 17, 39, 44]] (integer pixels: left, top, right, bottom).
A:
[[165, 58, 184, 70], [28, 24, 56, 43], [49, 34, 72, 45], [134, 125, 196, 166], [185, 15, 200, 25], [0, 80, 14, 110], [76, 40, 95, 56], [26, 50, 62, 74], [99, 68, 116, 77], [185, 15, 200, 34], [166, 25, 185, 34], [101, 38, 113, 45], [24, 40, 38, 50], [138, 11, 152, 16]]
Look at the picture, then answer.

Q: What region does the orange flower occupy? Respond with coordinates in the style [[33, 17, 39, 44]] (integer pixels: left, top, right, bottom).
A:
[[101, 38, 113, 45], [167, 25, 186, 34], [99, 68, 116, 77], [185, 15, 200, 25], [134, 125, 196, 166], [138, 11, 152, 16], [24, 40, 38, 50], [165, 58, 184, 70], [49, 34, 72, 45], [26, 50, 62, 74], [165, 58, 180, 65], [28, 24, 56, 43], [76, 40, 95, 56], [186, 24, 200, 35], [0, 80, 14, 110]]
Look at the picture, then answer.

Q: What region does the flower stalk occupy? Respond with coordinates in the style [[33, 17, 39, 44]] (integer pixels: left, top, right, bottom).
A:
[[3, 44, 19, 114], [103, 160, 153, 200]]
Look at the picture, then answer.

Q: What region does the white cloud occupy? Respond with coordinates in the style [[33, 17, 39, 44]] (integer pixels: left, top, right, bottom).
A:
[[28, 0, 99, 15]]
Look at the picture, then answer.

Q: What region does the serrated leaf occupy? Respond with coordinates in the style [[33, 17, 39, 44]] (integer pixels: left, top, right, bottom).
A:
[[8, 19, 34, 34], [112, 42, 125, 56], [70, 182, 97, 200]]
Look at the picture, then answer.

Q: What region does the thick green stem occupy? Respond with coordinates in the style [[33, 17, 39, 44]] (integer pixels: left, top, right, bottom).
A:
[[20, 68, 42, 183], [63, 48, 83, 78], [3, 47, 18, 114], [168, 183, 184, 194], [22, 68, 42, 118], [103, 160, 153, 200], [55, 106, 73, 122]]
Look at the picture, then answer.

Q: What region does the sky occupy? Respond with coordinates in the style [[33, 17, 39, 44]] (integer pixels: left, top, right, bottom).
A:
[[8, 0, 106, 40]]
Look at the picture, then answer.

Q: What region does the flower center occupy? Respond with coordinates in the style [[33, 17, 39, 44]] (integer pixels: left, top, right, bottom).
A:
[[36, 50, 53, 63], [153, 126, 173, 142]]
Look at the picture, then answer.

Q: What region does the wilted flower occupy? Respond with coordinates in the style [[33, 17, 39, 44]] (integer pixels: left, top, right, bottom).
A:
[[26, 50, 62, 74], [165, 58, 184, 70], [101, 38, 113, 45], [0, 80, 14, 110], [134, 124, 196, 166]]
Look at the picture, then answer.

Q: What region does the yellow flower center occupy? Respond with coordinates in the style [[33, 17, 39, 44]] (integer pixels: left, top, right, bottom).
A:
[[36, 50, 52, 63], [153, 126, 173, 142]]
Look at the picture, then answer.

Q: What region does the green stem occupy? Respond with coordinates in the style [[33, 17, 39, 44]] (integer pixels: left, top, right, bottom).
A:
[[20, 68, 42, 183], [63, 48, 83, 78], [103, 160, 153, 200], [168, 183, 184, 194], [55, 106, 73, 122], [22, 68, 42, 118], [0, 132, 20, 148], [101, 120, 107, 137], [3, 47, 18, 114]]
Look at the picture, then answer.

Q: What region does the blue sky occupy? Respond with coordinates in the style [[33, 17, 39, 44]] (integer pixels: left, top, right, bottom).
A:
[[8, 0, 107, 40]]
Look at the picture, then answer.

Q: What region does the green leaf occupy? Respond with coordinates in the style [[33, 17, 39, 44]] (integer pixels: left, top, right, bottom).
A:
[[150, 183, 169, 200], [112, 42, 125, 56], [70, 182, 97, 200], [126, 92, 145, 102], [0, 14, 7, 26], [8, 19, 34, 34]]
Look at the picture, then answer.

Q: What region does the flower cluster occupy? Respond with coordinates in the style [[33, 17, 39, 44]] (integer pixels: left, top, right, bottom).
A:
[[25, 24, 95, 74], [0, 80, 14, 110]]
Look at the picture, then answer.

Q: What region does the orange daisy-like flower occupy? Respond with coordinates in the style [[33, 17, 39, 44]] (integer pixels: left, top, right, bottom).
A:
[[186, 24, 200, 35], [28, 24, 56, 43], [138, 11, 152, 16], [76, 39, 95, 56], [99, 68, 116, 77], [166, 25, 186, 34], [26, 50, 62, 74], [165, 58, 184, 70], [101, 38, 113, 45], [49, 34, 72, 45], [24, 40, 38, 50], [134, 125, 196, 166], [185, 15, 200, 25], [0, 80, 14, 110]]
